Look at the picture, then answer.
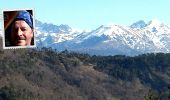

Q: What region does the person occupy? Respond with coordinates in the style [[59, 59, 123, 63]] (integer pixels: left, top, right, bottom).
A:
[[8, 10, 34, 46]]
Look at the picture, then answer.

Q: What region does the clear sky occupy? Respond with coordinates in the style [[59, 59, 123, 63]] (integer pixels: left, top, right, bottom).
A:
[[0, 0, 170, 30]]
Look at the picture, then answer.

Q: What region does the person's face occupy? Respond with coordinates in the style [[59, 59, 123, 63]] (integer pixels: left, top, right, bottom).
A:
[[11, 20, 33, 46]]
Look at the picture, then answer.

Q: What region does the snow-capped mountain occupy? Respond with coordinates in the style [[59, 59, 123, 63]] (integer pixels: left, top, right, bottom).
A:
[[35, 19, 170, 56], [35, 20, 82, 47], [1, 19, 170, 56], [35, 20, 72, 33]]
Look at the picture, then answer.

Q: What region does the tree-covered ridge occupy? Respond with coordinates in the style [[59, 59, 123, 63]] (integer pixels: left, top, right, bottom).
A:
[[0, 48, 170, 100], [89, 53, 170, 90]]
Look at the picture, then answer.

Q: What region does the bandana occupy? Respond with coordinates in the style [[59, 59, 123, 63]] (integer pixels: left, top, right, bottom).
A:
[[15, 10, 33, 28]]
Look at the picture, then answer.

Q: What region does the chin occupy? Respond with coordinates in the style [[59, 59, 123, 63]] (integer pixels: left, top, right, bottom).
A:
[[16, 44, 26, 46], [15, 40, 26, 46], [16, 42, 26, 46]]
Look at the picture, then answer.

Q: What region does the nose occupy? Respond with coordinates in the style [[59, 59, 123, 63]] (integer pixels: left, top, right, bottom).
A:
[[17, 28, 23, 36]]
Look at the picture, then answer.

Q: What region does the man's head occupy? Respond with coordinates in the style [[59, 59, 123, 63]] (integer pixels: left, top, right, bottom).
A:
[[11, 10, 34, 46]]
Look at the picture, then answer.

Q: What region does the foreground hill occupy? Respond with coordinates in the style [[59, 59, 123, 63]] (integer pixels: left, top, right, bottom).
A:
[[0, 47, 170, 99]]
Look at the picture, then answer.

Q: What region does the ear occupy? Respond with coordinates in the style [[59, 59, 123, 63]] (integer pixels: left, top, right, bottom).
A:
[[29, 28, 34, 38], [30, 29, 34, 45], [33, 28, 36, 33]]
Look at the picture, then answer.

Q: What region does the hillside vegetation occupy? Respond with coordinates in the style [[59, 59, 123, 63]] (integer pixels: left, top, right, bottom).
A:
[[0, 47, 170, 100]]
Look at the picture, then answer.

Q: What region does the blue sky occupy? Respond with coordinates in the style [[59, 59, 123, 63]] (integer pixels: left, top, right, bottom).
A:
[[0, 0, 170, 30]]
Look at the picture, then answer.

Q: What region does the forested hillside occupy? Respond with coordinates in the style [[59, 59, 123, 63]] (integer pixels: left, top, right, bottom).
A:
[[0, 47, 170, 100]]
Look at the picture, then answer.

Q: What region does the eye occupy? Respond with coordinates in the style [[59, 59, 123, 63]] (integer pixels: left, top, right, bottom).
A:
[[21, 28, 27, 31]]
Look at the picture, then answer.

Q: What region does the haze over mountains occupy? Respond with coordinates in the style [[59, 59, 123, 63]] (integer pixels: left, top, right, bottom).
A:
[[35, 19, 170, 56]]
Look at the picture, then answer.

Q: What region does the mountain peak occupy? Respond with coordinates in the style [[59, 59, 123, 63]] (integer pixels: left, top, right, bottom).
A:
[[147, 19, 162, 29], [149, 19, 161, 24], [35, 20, 72, 33], [130, 20, 146, 29]]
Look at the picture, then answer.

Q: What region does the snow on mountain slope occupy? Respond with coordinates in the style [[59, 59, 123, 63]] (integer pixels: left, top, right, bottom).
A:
[[26, 19, 170, 55], [136, 19, 170, 52], [0, 19, 169, 56]]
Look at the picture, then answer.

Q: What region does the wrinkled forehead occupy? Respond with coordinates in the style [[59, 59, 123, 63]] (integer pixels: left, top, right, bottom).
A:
[[13, 20, 31, 28]]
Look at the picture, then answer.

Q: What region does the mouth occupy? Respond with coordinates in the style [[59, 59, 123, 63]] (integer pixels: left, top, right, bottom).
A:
[[15, 40, 25, 44], [12, 37, 26, 46], [17, 40, 25, 42], [17, 37, 26, 40], [15, 39, 25, 45], [15, 37, 26, 43], [14, 40, 26, 46]]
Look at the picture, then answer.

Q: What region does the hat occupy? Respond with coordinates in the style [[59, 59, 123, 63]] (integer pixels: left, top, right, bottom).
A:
[[15, 10, 33, 28]]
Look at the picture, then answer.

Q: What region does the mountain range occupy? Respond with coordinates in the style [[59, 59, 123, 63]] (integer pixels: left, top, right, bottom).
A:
[[1, 19, 170, 56], [35, 19, 170, 56], [0, 20, 170, 99]]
